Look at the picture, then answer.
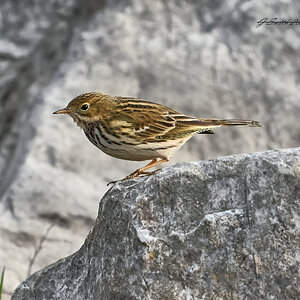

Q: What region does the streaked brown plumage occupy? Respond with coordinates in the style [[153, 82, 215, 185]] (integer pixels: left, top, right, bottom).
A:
[[53, 92, 261, 184]]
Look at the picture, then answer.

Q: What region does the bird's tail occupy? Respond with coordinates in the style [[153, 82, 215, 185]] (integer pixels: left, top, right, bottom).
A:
[[170, 114, 262, 133], [194, 118, 262, 134], [200, 119, 262, 127]]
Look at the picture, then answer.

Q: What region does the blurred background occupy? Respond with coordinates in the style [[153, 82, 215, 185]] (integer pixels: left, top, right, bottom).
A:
[[0, 0, 299, 298]]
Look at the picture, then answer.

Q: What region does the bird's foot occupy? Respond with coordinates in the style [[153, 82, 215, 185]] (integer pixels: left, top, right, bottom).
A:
[[125, 168, 161, 180], [107, 169, 161, 186]]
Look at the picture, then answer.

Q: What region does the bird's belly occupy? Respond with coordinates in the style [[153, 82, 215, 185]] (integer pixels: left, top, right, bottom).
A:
[[99, 142, 177, 161], [92, 137, 183, 161], [83, 126, 187, 161]]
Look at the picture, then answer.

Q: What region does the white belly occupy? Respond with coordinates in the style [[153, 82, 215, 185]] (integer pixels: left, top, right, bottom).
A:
[[98, 139, 184, 161], [83, 124, 191, 161]]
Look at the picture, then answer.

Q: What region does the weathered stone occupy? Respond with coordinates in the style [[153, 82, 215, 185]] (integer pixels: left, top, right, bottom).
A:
[[12, 148, 300, 299]]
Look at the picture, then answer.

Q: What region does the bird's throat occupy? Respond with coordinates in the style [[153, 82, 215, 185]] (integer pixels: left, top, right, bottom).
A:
[[69, 114, 85, 128]]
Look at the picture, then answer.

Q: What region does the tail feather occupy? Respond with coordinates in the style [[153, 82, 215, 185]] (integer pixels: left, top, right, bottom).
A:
[[170, 113, 262, 128], [197, 118, 262, 127], [170, 114, 262, 135], [216, 119, 262, 127]]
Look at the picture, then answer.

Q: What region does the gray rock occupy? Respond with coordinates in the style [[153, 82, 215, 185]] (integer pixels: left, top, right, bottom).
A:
[[12, 148, 300, 299], [1, 0, 300, 297]]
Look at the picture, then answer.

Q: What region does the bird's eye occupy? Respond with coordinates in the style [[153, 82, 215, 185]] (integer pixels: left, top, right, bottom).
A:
[[81, 103, 89, 111]]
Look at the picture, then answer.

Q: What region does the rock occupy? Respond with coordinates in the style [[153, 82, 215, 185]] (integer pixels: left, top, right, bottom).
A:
[[1, 0, 300, 297], [12, 148, 300, 299]]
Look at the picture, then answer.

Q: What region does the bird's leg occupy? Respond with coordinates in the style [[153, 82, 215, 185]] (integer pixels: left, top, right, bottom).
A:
[[107, 158, 169, 186], [126, 158, 169, 179]]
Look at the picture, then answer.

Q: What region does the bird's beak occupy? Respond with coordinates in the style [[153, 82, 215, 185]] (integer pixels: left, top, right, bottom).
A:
[[53, 107, 70, 115]]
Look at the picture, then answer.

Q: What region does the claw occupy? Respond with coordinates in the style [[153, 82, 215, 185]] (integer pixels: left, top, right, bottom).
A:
[[106, 169, 162, 186], [107, 180, 119, 186]]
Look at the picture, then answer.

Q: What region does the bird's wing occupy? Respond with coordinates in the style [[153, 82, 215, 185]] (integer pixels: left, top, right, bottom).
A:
[[109, 97, 226, 142], [108, 97, 176, 142]]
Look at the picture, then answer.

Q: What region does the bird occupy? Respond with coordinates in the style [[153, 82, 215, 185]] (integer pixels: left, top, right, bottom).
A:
[[53, 92, 261, 185]]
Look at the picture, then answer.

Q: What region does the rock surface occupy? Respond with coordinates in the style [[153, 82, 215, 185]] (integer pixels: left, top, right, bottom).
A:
[[1, 0, 300, 297], [12, 148, 300, 300]]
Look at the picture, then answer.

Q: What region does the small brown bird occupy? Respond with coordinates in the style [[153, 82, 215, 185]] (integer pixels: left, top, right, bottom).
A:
[[53, 92, 261, 184]]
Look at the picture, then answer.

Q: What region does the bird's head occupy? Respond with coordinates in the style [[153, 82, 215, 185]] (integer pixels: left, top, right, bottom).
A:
[[53, 92, 113, 127]]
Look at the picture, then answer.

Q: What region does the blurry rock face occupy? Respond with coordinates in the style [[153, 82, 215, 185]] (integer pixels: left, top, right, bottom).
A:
[[12, 149, 300, 300], [0, 0, 299, 297]]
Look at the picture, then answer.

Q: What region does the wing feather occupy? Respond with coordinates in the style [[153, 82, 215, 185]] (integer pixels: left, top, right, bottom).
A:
[[109, 97, 176, 141]]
